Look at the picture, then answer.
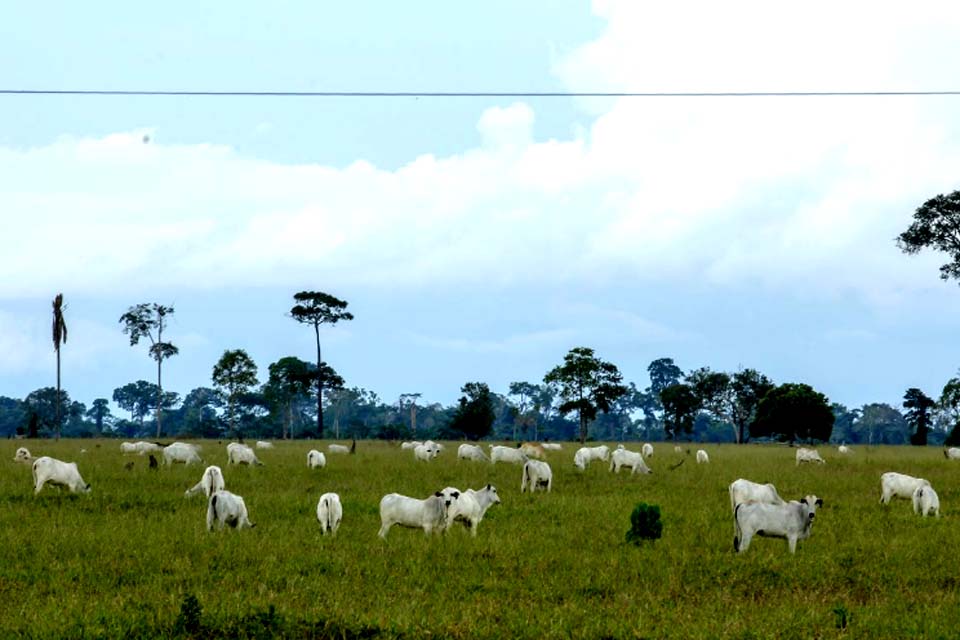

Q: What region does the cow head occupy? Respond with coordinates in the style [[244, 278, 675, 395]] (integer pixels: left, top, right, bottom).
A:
[[486, 484, 501, 504], [799, 495, 823, 521], [83, 483, 92, 493]]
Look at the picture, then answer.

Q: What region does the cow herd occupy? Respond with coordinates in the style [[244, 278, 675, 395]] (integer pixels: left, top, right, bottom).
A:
[[10, 440, 954, 553]]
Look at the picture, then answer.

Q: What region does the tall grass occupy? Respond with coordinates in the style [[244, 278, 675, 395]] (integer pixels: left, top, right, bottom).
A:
[[1, 440, 958, 638]]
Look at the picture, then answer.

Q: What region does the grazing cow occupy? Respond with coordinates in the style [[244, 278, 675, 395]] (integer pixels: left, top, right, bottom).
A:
[[913, 485, 940, 518], [696, 449, 710, 464], [729, 479, 786, 515], [440, 485, 501, 536], [163, 442, 202, 466], [206, 490, 254, 531], [13, 447, 32, 463], [32, 456, 91, 494], [120, 442, 136, 454], [944, 447, 960, 460], [377, 491, 458, 539], [609, 448, 652, 475], [490, 445, 527, 465], [880, 472, 930, 505], [795, 448, 825, 465], [734, 495, 823, 553], [574, 445, 611, 471], [521, 460, 553, 493], [316, 492, 343, 536], [400, 441, 422, 451], [414, 443, 439, 462], [328, 444, 350, 454], [307, 449, 326, 469], [457, 443, 488, 462], [185, 465, 225, 498], [838, 445, 852, 454], [255, 441, 274, 450], [520, 442, 546, 459], [121, 441, 163, 456], [226, 442, 263, 466], [641, 443, 654, 458], [674, 445, 684, 453], [541, 443, 563, 451], [587, 445, 610, 461]]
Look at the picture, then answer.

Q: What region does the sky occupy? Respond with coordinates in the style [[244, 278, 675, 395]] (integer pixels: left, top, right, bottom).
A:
[[2, 0, 960, 417]]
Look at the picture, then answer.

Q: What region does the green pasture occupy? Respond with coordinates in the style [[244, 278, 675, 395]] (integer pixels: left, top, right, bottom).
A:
[[1, 440, 958, 639]]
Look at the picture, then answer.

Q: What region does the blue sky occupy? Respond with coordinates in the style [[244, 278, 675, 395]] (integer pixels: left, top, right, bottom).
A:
[[2, 1, 960, 416]]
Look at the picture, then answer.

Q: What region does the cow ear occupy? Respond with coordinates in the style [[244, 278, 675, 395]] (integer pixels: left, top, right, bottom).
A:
[[452, 491, 460, 499], [434, 491, 442, 497], [486, 483, 491, 490], [800, 498, 808, 505], [816, 498, 823, 507]]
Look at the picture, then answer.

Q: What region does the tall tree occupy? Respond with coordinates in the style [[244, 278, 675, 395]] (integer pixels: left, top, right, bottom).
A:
[[686, 367, 732, 437], [508, 381, 539, 441], [85, 398, 112, 435], [51, 293, 67, 440], [119, 303, 178, 437], [659, 383, 698, 441], [24, 387, 67, 437], [544, 347, 628, 444], [751, 383, 834, 443], [112, 380, 158, 431], [941, 375, 960, 446], [856, 403, 909, 445], [730, 368, 775, 443], [289, 291, 354, 439], [179, 387, 223, 437], [897, 190, 960, 282], [399, 393, 422, 437], [448, 382, 496, 441], [263, 357, 315, 439], [903, 387, 936, 446], [212, 349, 259, 439]]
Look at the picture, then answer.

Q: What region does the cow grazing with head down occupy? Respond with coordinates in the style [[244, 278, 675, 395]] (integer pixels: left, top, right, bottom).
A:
[[457, 443, 488, 462], [795, 448, 825, 465], [255, 441, 274, 449], [207, 490, 254, 531], [13, 447, 32, 463], [490, 445, 527, 465], [945, 447, 960, 460], [185, 465, 225, 498], [609, 448, 652, 475], [317, 492, 343, 536], [913, 485, 940, 518], [32, 456, 91, 494], [163, 442, 202, 466], [880, 472, 930, 505], [641, 443, 654, 458], [520, 442, 546, 459], [521, 460, 553, 493], [226, 442, 262, 466], [734, 495, 823, 554], [838, 445, 852, 454], [378, 491, 458, 539], [307, 449, 326, 469], [400, 441, 422, 451], [541, 443, 563, 451]]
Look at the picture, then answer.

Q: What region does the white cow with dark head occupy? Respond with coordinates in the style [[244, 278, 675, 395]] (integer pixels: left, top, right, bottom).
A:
[[206, 490, 254, 530], [32, 456, 91, 494], [441, 484, 501, 536]]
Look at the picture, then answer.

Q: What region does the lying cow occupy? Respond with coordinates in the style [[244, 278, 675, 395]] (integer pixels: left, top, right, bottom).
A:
[[457, 443, 488, 462], [13, 447, 32, 463], [206, 490, 255, 531], [377, 491, 457, 539], [734, 495, 823, 553], [521, 460, 553, 493], [255, 441, 274, 450], [609, 448, 652, 475], [226, 442, 262, 466], [880, 472, 930, 505], [32, 456, 91, 494], [163, 442, 202, 466], [441, 484, 501, 536], [696, 449, 710, 464], [944, 447, 960, 460], [913, 485, 940, 518], [490, 445, 527, 465], [307, 449, 326, 469], [185, 465, 225, 498], [795, 447, 825, 465], [541, 443, 563, 451], [328, 444, 350, 454], [316, 492, 343, 536]]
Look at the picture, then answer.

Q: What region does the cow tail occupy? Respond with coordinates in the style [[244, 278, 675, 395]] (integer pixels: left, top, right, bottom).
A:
[[733, 502, 743, 552], [522, 463, 529, 492]]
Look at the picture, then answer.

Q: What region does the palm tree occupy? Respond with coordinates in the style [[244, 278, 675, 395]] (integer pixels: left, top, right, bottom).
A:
[[52, 293, 67, 440]]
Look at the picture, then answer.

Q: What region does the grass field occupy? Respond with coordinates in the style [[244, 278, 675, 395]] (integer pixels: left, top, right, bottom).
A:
[[1, 440, 958, 639]]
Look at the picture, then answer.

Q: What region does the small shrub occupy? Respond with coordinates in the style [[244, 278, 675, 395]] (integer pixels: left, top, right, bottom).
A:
[[626, 503, 662, 544], [174, 593, 203, 636]]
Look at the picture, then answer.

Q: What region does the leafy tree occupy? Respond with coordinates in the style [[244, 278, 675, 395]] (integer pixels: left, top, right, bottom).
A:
[[751, 383, 834, 443], [941, 376, 960, 446], [85, 398, 112, 435], [897, 190, 960, 282], [647, 358, 683, 396], [730, 368, 775, 443], [51, 293, 67, 440], [830, 403, 861, 444], [903, 388, 935, 446], [508, 381, 540, 441], [545, 347, 628, 443], [178, 387, 223, 437], [0, 396, 25, 438], [289, 291, 354, 438], [686, 367, 732, 439], [212, 349, 259, 439], [113, 380, 171, 432], [119, 303, 178, 437], [24, 387, 67, 437], [659, 383, 698, 441], [856, 403, 909, 445], [447, 382, 496, 441], [263, 357, 315, 439]]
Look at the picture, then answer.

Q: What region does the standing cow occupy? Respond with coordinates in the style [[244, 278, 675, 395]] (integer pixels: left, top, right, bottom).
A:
[[316, 492, 343, 536], [880, 472, 930, 505], [521, 460, 553, 493], [609, 448, 652, 475], [13, 447, 32, 463], [913, 485, 940, 518], [185, 465, 225, 498], [734, 495, 823, 554], [32, 457, 91, 494], [377, 491, 458, 539], [307, 449, 326, 469], [207, 490, 254, 530]]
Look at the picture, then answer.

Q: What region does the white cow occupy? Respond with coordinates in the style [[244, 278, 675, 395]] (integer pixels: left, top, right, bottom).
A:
[[913, 485, 940, 518], [13, 447, 32, 463], [32, 456, 91, 494], [226, 442, 262, 466], [587, 445, 610, 461], [328, 444, 350, 454], [944, 447, 960, 460], [696, 449, 710, 464], [674, 445, 684, 453], [163, 442, 202, 466], [520, 442, 546, 459], [795, 447, 825, 465], [641, 443, 654, 458], [729, 479, 786, 515], [457, 443, 488, 462], [838, 445, 852, 454], [880, 472, 930, 505], [734, 495, 823, 553], [521, 460, 553, 493], [489, 445, 527, 465], [307, 449, 326, 469], [206, 490, 254, 530], [541, 443, 563, 451], [609, 448, 652, 475], [185, 465, 225, 498], [377, 491, 457, 538], [316, 492, 343, 536], [441, 484, 501, 536], [574, 445, 611, 471], [121, 441, 163, 456], [400, 441, 422, 451], [255, 441, 274, 450], [414, 443, 439, 461]]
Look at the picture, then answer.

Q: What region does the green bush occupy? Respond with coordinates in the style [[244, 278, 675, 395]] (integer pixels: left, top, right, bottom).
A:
[[626, 502, 662, 544]]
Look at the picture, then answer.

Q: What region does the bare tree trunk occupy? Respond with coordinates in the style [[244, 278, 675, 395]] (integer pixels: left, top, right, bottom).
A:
[[156, 316, 163, 438], [55, 349, 61, 440], [314, 324, 323, 438]]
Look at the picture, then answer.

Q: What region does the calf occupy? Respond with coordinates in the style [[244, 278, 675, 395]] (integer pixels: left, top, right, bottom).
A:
[[734, 495, 823, 554], [206, 490, 255, 531], [457, 443, 488, 462], [378, 491, 457, 539], [163, 442, 202, 466], [316, 492, 343, 536], [226, 442, 262, 466], [13, 447, 32, 463], [913, 485, 940, 518], [696, 449, 710, 464], [32, 456, 91, 494], [880, 472, 930, 505], [307, 449, 326, 469], [185, 465, 225, 498], [490, 445, 527, 465], [521, 460, 553, 493], [609, 448, 652, 475], [795, 447, 825, 465], [441, 484, 502, 536]]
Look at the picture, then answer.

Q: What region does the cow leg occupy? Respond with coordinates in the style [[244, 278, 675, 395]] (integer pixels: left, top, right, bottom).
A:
[[787, 536, 798, 553], [377, 522, 391, 539], [737, 530, 752, 553]]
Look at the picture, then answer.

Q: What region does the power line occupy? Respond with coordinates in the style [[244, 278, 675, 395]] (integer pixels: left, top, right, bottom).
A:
[[2, 89, 960, 98]]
